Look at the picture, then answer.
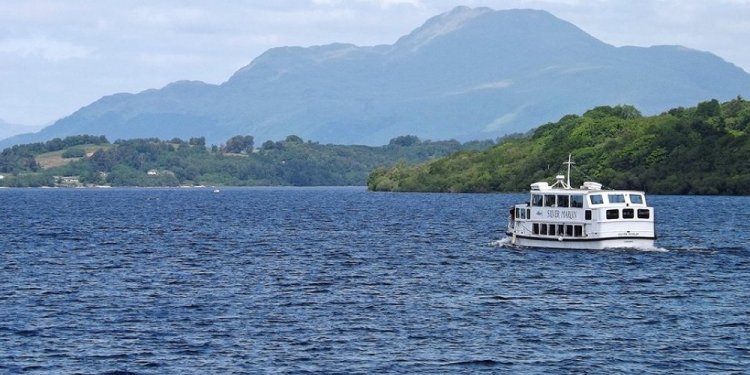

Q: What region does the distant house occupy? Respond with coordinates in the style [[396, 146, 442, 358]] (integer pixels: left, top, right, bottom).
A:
[[147, 169, 176, 177], [55, 176, 80, 186]]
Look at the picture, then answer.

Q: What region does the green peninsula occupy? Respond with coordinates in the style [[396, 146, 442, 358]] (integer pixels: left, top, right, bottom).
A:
[[368, 98, 750, 195]]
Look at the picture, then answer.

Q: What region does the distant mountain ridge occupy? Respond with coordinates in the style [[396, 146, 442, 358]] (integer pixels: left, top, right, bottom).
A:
[[0, 118, 44, 140], [2, 6, 749, 148]]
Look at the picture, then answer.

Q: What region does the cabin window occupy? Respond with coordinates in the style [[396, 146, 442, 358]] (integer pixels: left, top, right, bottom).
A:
[[540, 224, 548, 235], [557, 195, 569, 208], [629, 194, 644, 205], [608, 194, 626, 203], [623, 209, 635, 219], [557, 224, 565, 236], [526, 209, 531, 219], [532, 195, 543, 207], [544, 195, 556, 207], [533, 223, 539, 234], [574, 225, 583, 237], [590, 194, 603, 205], [606, 209, 619, 219], [565, 225, 574, 236], [585, 210, 592, 220], [638, 209, 650, 219], [571, 195, 584, 208]]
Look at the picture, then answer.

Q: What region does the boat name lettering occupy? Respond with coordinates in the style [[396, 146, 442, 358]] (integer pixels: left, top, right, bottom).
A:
[[618, 232, 640, 237], [546, 210, 577, 219]]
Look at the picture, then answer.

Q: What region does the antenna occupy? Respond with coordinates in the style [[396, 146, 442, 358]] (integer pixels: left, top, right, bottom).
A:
[[563, 154, 575, 188]]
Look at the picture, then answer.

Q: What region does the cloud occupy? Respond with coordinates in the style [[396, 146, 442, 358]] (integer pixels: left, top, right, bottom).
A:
[[484, 110, 522, 132], [313, 0, 423, 9], [444, 80, 514, 97], [0, 35, 94, 61], [375, 0, 423, 8], [130, 6, 206, 26]]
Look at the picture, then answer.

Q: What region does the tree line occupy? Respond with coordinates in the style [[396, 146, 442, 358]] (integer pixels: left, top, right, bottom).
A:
[[0, 134, 494, 187]]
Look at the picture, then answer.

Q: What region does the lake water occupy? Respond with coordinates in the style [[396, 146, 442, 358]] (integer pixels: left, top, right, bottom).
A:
[[1, 187, 748, 374]]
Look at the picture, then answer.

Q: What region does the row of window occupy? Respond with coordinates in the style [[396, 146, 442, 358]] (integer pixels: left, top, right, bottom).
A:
[[607, 208, 651, 220], [531, 194, 584, 208], [590, 193, 644, 206], [515, 208, 530, 220], [514, 208, 650, 220], [531, 193, 645, 207], [532, 223, 584, 237]]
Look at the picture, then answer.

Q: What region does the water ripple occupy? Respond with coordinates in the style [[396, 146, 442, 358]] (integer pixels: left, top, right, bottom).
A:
[[0, 188, 748, 373]]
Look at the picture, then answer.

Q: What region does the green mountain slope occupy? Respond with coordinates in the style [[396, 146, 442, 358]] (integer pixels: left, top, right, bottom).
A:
[[367, 98, 750, 195]]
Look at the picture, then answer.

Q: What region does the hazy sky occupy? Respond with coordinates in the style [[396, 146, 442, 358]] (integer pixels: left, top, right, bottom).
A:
[[1, 0, 749, 127]]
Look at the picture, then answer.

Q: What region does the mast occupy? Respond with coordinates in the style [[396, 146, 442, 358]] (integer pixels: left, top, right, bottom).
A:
[[563, 154, 575, 188]]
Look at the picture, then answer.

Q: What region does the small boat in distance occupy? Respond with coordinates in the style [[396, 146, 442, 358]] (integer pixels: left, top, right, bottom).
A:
[[506, 155, 656, 250]]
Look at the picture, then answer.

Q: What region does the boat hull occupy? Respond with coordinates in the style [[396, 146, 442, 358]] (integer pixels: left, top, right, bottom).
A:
[[506, 232, 655, 250]]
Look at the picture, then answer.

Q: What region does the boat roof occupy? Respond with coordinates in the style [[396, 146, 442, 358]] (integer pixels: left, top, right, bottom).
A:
[[531, 180, 601, 191], [529, 155, 647, 195], [529, 181, 645, 195]]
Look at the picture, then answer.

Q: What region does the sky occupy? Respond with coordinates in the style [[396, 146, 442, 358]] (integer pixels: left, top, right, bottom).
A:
[[1, 0, 749, 130]]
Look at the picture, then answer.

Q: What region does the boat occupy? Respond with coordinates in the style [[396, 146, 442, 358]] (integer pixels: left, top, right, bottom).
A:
[[506, 155, 656, 249]]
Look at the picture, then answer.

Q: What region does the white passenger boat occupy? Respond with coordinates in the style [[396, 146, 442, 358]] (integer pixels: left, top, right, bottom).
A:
[[506, 156, 655, 249]]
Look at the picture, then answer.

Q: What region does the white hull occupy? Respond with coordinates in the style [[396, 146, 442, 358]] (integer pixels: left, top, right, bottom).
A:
[[506, 232, 655, 250]]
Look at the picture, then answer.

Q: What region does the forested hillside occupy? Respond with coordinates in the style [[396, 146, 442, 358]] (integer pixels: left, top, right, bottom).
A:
[[368, 98, 750, 195], [0, 135, 492, 187]]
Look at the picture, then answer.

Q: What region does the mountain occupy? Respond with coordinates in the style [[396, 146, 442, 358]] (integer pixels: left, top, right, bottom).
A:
[[0, 119, 44, 140], [2, 6, 749, 148]]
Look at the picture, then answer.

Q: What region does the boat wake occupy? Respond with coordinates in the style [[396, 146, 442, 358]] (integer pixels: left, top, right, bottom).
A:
[[629, 245, 669, 253], [655, 245, 744, 254], [490, 237, 515, 248], [490, 236, 670, 252]]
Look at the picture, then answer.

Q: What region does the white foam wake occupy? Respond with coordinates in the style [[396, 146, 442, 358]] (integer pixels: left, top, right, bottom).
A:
[[489, 237, 514, 248]]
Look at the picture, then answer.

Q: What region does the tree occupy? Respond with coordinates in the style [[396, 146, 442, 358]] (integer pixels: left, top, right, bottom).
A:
[[696, 99, 721, 118], [389, 135, 421, 147], [224, 135, 254, 153], [284, 135, 304, 144], [62, 147, 86, 158], [262, 140, 277, 150], [583, 105, 641, 120], [189, 137, 206, 146]]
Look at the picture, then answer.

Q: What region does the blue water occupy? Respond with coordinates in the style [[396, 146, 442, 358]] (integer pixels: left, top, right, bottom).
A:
[[1, 187, 748, 374]]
